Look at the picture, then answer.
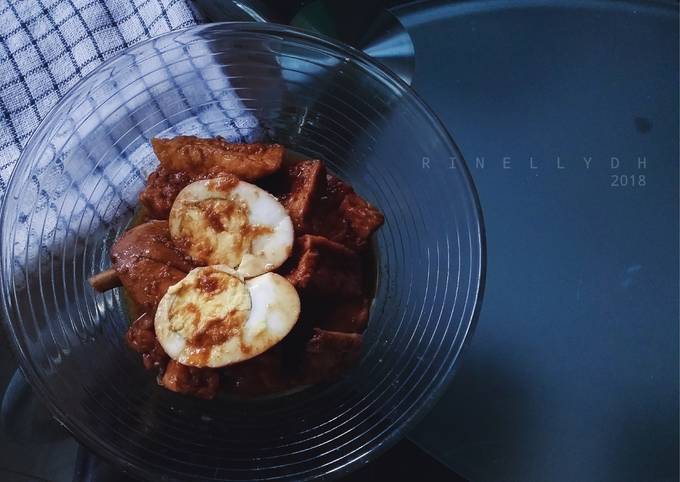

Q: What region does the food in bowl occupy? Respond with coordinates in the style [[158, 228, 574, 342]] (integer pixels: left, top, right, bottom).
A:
[[90, 136, 384, 399]]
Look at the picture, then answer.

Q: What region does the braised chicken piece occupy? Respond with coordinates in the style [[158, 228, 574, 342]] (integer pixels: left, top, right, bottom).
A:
[[113, 223, 192, 374], [160, 360, 220, 399], [285, 234, 363, 298], [110, 220, 192, 311]]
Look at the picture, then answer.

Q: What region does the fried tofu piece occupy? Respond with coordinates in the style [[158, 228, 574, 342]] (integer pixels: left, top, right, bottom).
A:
[[285, 235, 363, 298], [111, 221, 192, 311], [303, 173, 383, 251], [303, 174, 350, 244], [325, 174, 353, 205], [339, 192, 384, 243], [160, 360, 220, 399], [317, 297, 370, 333], [280, 160, 326, 232], [300, 329, 363, 384], [222, 350, 291, 396], [151, 136, 284, 181]]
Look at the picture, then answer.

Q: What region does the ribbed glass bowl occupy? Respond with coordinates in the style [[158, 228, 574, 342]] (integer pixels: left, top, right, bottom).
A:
[[0, 23, 484, 481]]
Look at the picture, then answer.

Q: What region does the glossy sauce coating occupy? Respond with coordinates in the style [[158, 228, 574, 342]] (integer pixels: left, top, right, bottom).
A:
[[111, 220, 192, 311]]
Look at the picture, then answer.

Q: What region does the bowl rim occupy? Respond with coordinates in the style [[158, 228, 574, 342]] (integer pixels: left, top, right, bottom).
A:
[[0, 21, 486, 481]]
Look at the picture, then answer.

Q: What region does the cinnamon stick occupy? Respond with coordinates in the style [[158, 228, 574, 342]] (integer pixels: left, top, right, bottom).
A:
[[89, 268, 121, 292]]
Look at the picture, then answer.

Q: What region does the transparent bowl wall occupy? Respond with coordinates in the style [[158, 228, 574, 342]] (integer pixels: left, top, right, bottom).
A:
[[0, 23, 484, 481]]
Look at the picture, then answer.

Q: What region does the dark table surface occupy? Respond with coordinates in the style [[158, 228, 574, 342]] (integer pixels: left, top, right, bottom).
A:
[[394, 1, 679, 481]]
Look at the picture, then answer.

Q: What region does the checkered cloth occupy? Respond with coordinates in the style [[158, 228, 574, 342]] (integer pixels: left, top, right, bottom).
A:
[[0, 0, 202, 196], [0, 3, 264, 288]]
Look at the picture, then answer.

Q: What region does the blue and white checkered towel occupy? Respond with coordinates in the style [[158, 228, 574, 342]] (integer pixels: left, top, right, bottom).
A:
[[0, 0, 202, 195]]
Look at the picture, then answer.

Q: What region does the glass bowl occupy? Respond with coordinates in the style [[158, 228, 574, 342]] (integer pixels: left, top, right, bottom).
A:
[[0, 23, 484, 481]]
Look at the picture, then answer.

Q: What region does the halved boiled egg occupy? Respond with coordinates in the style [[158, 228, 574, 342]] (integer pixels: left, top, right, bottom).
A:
[[155, 265, 300, 368], [169, 177, 294, 278]]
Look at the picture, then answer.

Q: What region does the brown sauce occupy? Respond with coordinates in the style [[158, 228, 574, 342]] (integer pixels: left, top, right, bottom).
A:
[[197, 271, 227, 295], [174, 197, 273, 267]]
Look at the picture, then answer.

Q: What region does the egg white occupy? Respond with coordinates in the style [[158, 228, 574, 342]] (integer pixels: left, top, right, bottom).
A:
[[155, 265, 300, 368], [169, 178, 294, 278]]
